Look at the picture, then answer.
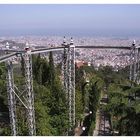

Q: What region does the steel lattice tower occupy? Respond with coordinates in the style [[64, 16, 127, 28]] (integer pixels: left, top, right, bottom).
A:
[[62, 37, 68, 98], [24, 43, 36, 136], [134, 46, 138, 83], [6, 60, 17, 136], [129, 40, 136, 84], [136, 47, 140, 84], [67, 38, 75, 133], [134, 46, 140, 84], [129, 40, 140, 85]]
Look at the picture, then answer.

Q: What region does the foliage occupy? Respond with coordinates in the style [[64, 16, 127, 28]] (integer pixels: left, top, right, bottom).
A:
[[1, 54, 140, 136], [0, 53, 68, 136], [102, 69, 140, 136]]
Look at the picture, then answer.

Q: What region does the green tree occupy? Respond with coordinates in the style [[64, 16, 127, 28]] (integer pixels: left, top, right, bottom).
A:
[[20, 55, 25, 76], [48, 52, 55, 86]]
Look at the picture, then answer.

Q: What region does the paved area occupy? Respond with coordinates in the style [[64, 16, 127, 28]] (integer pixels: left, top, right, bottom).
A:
[[74, 94, 112, 136], [93, 110, 100, 136], [98, 110, 111, 136], [93, 94, 112, 136]]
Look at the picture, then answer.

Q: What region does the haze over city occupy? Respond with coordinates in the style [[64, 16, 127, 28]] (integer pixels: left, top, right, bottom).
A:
[[0, 4, 140, 37]]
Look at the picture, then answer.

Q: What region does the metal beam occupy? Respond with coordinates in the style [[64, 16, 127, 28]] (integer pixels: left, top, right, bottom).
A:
[[31, 47, 64, 54], [0, 53, 17, 63], [76, 45, 131, 50], [30, 45, 131, 55]]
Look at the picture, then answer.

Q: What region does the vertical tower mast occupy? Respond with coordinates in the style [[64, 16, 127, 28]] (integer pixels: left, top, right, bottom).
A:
[[68, 38, 75, 133], [24, 42, 36, 136], [6, 61, 17, 136], [6, 42, 17, 136], [134, 47, 139, 83], [130, 40, 136, 84], [137, 47, 140, 84], [62, 37, 68, 96]]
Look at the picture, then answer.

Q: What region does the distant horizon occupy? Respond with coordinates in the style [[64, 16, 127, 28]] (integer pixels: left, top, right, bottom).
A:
[[0, 4, 140, 37], [0, 27, 140, 38], [0, 34, 139, 39]]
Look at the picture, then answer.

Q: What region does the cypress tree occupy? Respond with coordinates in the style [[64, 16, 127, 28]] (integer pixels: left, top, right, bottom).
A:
[[21, 55, 25, 76], [36, 64, 43, 85], [48, 52, 55, 86]]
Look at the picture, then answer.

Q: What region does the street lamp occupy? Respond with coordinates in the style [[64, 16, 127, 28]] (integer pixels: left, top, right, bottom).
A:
[[82, 126, 86, 131], [89, 111, 92, 114]]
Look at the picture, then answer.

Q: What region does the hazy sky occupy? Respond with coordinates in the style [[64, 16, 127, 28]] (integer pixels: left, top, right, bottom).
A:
[[0, 4, 140, 37]]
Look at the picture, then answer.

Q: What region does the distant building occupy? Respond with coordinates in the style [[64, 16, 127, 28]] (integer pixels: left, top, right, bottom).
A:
[[75, 60, 90, 68]]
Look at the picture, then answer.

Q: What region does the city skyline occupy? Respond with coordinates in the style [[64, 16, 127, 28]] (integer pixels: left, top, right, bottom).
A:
[[0, 4, 140, 37]]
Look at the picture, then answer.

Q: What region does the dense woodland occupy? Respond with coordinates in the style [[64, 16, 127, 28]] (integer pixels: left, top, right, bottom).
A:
[[0, 52, 140, 136]]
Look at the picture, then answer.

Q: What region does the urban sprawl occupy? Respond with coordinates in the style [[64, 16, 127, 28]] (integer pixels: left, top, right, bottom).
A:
[[0, 36, 140, 70]]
